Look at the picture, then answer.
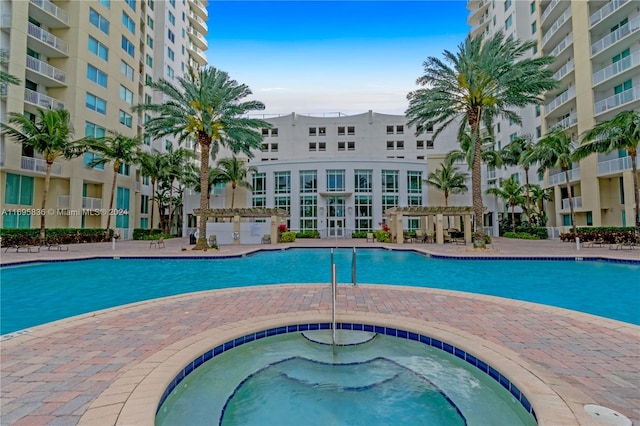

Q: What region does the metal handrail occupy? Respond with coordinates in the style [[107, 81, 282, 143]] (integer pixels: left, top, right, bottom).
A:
[[330, 249, 337, 345]]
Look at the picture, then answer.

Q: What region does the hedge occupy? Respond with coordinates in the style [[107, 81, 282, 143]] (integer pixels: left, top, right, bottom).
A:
[[503, 232, 540, 240], [0, 228, 113, 246], [295, 230, 320, 239], [279, 231, 296, 243]]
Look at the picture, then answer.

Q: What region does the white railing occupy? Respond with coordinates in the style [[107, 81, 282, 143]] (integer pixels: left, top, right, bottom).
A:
[[26, 55, 66, 84], [549, 167, 580, 186], [27, 22, 68, 54], [591, 15, 640, 56], [552, 113, 578, 130], [21, 156, 63, 175], [0, 14, 10, 27], [542, 7, 572, 47], [550, 33, 573, 57], [24, 88, 64, 110], [561, 196, 582, 210], [189, 0, 208, 16], [540, 0, 560, 24], [553, 59, 574, 81], [57, 195, 69, 209], [546, 86, 576, 114], [29, 0, 69, 25], [135, 181, 141, 192], [186, 28, 206, 45], [590, 0, 629, 28], [82, 197, 103, 209], [592, 50, 640, 85], [188, 10, 208, 30], [594, 86, 640, 115], [597, 156, 635, 175]]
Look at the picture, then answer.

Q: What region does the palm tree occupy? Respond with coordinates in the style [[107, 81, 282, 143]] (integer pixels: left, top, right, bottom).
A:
[[500, 135, 536, 224], [138, 149, 168, 232], [486, 177, 525, 233], [1, 109, 89, 243], [529, 183, 552, 226], [406, 32, 557, 246], [0, 49, 20, 87], [86, 133, 142, 239], [425, 162, 468, 207], [211, 156, 256, 208], [575, 110, 640, 233], [163, 146, 194, 234], [446, 131, 502, 170], [184, 165, 218, 209], [532, 129, 578, 233], [133, 66, 269, 250]]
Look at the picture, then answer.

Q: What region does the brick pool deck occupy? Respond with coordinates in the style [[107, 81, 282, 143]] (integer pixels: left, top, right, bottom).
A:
[[1, 237, 638, 425]]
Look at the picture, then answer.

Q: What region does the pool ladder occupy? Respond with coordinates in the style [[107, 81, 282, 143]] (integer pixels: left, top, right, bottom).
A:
[[330, 248, 357, 345]]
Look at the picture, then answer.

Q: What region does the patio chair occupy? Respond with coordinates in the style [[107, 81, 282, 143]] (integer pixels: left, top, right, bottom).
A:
[[366, 232, 375, 242], [150, 237, 165, 249], [46, 243, 69, 251], [415, 230, 425, 243], [17, 245, 40, 253], [261, 234, 271, 244]]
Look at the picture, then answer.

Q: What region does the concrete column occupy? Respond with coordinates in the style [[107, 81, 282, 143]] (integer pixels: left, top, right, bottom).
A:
[[233, 215, 240, 245], [394, 213, 404, 244], [436, 213, 444, 244], [270, 215, 278, 244], [464, 214, 472, 243], [68, 177, 83, 228]]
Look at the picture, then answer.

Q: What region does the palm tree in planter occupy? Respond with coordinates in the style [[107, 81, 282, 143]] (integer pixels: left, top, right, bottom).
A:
[[500, 135, 536, 224], [133, 66, 270, 250], [532, 129, 578, 234], [211, 156, 256, 208], [486, 177, 525, 233], [406, 32, 557, 247], [1, 109, 90, 243], [575, 110, 640, 234], [86, 132, 142, 240], [138, 149, 169, 233]]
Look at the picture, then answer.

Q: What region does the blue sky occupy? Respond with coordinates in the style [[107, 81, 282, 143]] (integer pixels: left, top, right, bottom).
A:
[[205, 1, 470, 115]]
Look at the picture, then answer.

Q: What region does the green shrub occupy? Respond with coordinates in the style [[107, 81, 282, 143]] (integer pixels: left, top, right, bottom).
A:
[[0, 228, 112, 246], [503, 232, 540, 240], [374, 230, 391, 243], [560, 227, 636, 244], [514, 225, 548, 240], [132, 228, 162, 240], [351, 231, 369, 239], [279, 231, 296, 243], [295, 230, 320, 239]]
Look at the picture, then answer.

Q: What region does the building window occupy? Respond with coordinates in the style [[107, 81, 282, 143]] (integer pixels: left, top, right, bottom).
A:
[[3, 212, 31, 229], [396, 141, 404, 150], [427, 140, 435, 149], [347, 126, 355, 135], [146, 35, 154, 49], [83, 152, 104, 170], [147, 16, 154, 29], [318, 142, 326, 151], [318, 127, 326, 136], [168, 30, 175, 43], [309, 127, 317, 136], [119, 85, 133, 105], [505, 15, 513, 29], [147, 0, 154, 10], [99, 0, 110, 9], [167, 47, 174, 61], [382, 195, 398, 215], [140, 217, 149, 229], [168, 11, 175, 25], [274, 171, 291, 194], [86, 93, 107, 114], [274, 196, 290, 217], [355, 170, 372, 193], [326, 170, 345, 192], [87, 64, 108, 88], [89, 8, 110, 34], [531, 21, 537, 34], [4, 173, 34, 205], [338, 142, 345, 151], [300, 170, 317, 193], [386, 141, 394, 150], [169, 0, 175, 7], [122, 12, 135, 34], [262, 128, 269, 136], [144, 134, 151, 146], [115, 187, 130, 229], [509, 132, 518, 142], [270, 143, 278, 152], [118, 163, 130, 176], [416, 140, 424, 149], [382, 170, 399, 192], [407, 195, 422, 207], [166, 66, 174, 78], [252, 172, 266, 195], [88, 36, 108, 61], [535, 105, 540, 117], [146, 54, 153, 67], [396, 125, 404, 134], [355, 195, 372, 231], [308, 142, 316, 151], [124, 0, 135, 11], [338, 126, 345, 135], [386, 125, 394, 134], [299, 196, 317, 231], [85, 121, 106, 138], [270, 128, 278, 136], [121, 36, 134, 57], [347, 141, 355, 151], [120, 60, 133, 80], [504, 0, 511, 10], [530, 1, 535, 13], [408, 171, 422, 194], [119, 110, 133, 128]]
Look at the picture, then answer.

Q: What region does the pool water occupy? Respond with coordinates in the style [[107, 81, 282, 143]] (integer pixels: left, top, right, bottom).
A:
[[155, 331, 536, 426], [1, 249, 638, 334]]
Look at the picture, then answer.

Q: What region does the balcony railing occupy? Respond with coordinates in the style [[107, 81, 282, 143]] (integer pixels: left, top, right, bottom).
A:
[[29, 0, 69, 25], [590, 0, 629, 28], [189, 0, 208, 17], [27, 22, 68, 54], [591, 15, 640, 56], [486, 168, 496, 179], [597, 156, 636, 175], [82, 197, 103, 209], [24, 88, 65, 109], [186, 27, 207, 46], [188, 10, 208, 30], [550, 33, 573, 57], [57, 195, 69, 209], [21, 156, 63, 175], [546, 86, 576, 114], [553, 59, 574, 81], [551, 113, 577, 130], [592, 50, 640, 85], [561, 196, 582, 210], [542, 7, 572, 47], [594, 86, 640, 115], [549, 167, 580, 186], [26, 55, 66, 84], [540, 0, 560, 24]]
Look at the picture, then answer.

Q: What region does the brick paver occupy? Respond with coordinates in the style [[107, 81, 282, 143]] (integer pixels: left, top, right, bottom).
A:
[[1, 237, 638, 425]]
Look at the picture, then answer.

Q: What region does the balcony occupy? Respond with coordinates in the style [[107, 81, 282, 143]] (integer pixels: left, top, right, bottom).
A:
[[27, 22, 68, 57], [24, 88, 65, 110], [590, 0, 629, 28], [546, 86, 576, 115], [28, 0, 69, 28], [187, 27, 207, 50], [594, 86, 640, 115], [591, 15, 640, 56], [82, 197, 103, 209], [551, 113, 577, 131], [0, 14, 10, 29], [561, 196, 582, 210], [25, 55, 66, 87], [188, 10, 208, 34], [189, 0, 208, 19], [187, 43, 207, 67], [597, 156, 637, 176], [540, 0, 560, 25], [21, 156, 63, 175], [592, 50, 640, 86], [549, 167, 580, 186], [550, 33, 573, 57], [542, 7, 572, 48], [553, 59, 575, 81]]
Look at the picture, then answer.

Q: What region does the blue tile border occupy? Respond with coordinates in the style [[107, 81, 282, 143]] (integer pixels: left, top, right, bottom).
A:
[[156, 322, 538, 424]]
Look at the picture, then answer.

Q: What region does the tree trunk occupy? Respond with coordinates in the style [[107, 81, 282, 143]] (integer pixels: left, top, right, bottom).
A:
[[40, 162, 52, 244], [167, 178, 174, 235], [149, 179, 156, 233], [193, 134, 211, 250], [231, 183, 236, 209], [469, 110, 485, 247], [511, 204, 516, 233], [564, 168, 576, 234], [629, 150, 639, 234], [105, 163, 118, 240], [524, 166, 531, 225]]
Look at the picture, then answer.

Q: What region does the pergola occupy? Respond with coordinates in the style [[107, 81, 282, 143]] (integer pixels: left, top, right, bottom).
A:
[[193, 208, 290, 245], [384, 206, 477, 244]]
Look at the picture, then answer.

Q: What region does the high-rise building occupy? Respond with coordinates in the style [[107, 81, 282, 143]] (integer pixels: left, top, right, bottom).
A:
[[0, 0, 208, 237], [467, 0, 639, 230]]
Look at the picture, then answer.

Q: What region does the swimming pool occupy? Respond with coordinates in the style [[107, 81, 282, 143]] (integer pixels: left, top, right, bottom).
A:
[[2, 248, 638, 334]]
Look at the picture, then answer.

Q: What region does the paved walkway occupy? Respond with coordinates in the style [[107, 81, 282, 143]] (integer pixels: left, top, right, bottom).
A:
[[1, 237, 638, 425]]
